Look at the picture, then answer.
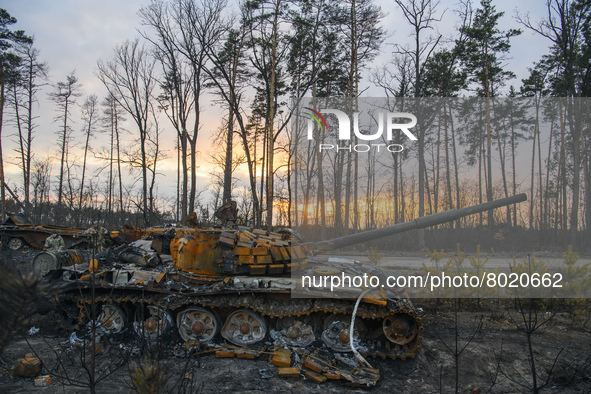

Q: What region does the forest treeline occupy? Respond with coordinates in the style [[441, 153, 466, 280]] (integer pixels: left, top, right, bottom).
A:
[[0, 1, 590, 250]]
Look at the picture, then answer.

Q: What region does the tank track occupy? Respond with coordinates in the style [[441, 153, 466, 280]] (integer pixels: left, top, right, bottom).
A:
[[72, 289, 423, 360], [22, 233, 45, 249], [6, 232, 45, 250]]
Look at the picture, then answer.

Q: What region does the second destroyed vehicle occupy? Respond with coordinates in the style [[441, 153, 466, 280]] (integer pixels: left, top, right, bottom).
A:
[[41, 194, 527, 384], [0, 213, 86, 251]]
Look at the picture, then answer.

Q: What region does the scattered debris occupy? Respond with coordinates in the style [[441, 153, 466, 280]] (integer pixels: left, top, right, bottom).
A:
[[278, 367, 301, 378], [304, 369, 327, 384], [258, 367, 274, 379], [188, 343, 380, 386], [69, 331, 83, 346], [270, 348, 291, 367], [34, 375, 51, 387], [12, 356, 41, 378], [88, 335, 110, 355]]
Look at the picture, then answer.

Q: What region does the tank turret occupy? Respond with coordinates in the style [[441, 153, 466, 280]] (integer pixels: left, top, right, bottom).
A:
[[171, 193, 528, 276]]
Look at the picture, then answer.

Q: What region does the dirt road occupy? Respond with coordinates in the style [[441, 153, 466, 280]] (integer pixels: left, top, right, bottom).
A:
[[324, 252, 578, 270]]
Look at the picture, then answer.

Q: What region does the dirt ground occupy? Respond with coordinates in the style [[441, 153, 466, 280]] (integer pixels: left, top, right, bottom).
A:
[[1, 249, 591, 393], [1, 301, 590, 393]]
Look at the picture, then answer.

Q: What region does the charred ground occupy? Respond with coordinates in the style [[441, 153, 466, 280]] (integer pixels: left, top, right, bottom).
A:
[[1, 249, 590, 393]]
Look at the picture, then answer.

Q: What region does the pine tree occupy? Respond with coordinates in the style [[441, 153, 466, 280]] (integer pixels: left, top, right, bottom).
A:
[[459, 0, 521, 225], [0, 8, 31, 220]]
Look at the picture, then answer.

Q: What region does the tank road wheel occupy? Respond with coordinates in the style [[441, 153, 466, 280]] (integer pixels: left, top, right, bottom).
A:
[[221, 309, 267, 347], [8, 237, 24, 250], [32, 253, 60, 277], [321, 313, 367, 352], [133, 305, 173, 340], [382, 314, 419, 345], [177, 307, 220, 344], [96, 304, 127, 334], [276, 315, 318, 347]]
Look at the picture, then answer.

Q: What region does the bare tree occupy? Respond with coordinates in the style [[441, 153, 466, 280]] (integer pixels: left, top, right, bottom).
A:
[[7, 40, 48, 214], [371, 58, 412, 224], [48, 71, 81, 208], [207, 123, 247, 208], [174, 0, 225, 216], [196, 2, 263, 224], [30, 157, 51, 222], [96, 39, 159, 225], [506, 296, 563, 393], [327, 0, 384, 232], [435, 300, 484, 393], [99, 94, 126, 217], [139, 0, 194, 220], [79, 94, 98, 211], [394, 0, 443, 245]]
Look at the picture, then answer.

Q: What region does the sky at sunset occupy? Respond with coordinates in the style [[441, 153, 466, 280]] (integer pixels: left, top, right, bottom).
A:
[[1, 0, 551, 205]]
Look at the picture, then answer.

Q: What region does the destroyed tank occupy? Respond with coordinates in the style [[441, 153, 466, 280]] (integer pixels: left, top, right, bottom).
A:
[[42, 194, 527, 368], [1, 213, 89, 251]]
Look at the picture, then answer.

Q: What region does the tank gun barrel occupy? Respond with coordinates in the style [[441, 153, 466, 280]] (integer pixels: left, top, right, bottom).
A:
[[310, 193, 527, 252]]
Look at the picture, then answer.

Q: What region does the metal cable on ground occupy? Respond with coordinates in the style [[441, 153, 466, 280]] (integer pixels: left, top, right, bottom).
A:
[[350, 288, 374, 370]]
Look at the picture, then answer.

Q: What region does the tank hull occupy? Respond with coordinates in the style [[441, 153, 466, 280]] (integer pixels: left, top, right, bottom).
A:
[[53, 273, 423, 361]]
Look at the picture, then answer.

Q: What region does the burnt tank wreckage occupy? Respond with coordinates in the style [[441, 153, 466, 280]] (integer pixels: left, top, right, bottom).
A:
[[42, 194, 527, 362], [0, 213, 89, 251]]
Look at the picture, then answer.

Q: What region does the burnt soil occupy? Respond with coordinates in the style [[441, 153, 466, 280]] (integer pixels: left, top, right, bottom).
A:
[[1, 250, 591, 393]]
